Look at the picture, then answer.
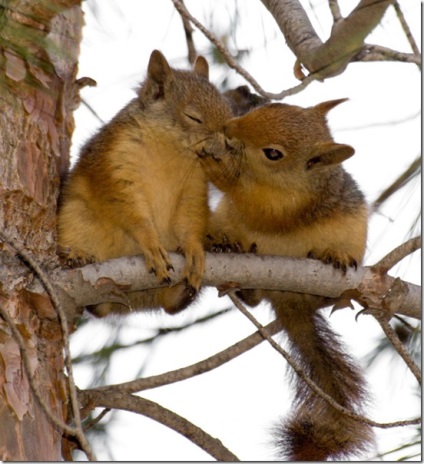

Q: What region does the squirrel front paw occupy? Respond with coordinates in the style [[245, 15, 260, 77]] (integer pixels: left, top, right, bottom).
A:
[[308, 248, 358, 273], [178, 242, 205, 292], [142, 245, 174, 284], [205, 234, 256, 253], [57, 245, 96, 268]]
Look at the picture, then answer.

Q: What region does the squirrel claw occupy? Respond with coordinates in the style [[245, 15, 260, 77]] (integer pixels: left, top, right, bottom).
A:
[[308, 248, 359, 273], [161, 276, 172, 286]]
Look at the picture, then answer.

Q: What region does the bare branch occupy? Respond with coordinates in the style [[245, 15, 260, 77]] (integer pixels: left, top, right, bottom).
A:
[[392, 1, 420, 57], [170, 0, 317, 99], [86, 320, 282, 395], [174, 0, 198, 64], [372, 236, 421, 275], [372, 155, 420, 211], [374, 314, 421, 385], [73, 307, 232, 365], [79, 390, 240, 461], [83, 408, 111, 432], [46, 251, 421, 320], [260, 0, 322, 60], [329, 0, 342, 23], [355, 44, 421, 65], [228, 291, 420, 429], [261, 0, 397, 78]]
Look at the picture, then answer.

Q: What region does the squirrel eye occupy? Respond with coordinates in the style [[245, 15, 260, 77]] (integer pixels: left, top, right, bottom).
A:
[[263, 148, 283, 161], [185, 113, 203, 124]]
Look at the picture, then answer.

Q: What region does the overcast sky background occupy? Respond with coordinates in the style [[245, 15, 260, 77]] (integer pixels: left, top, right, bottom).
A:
[[69, 0, 421, 460]]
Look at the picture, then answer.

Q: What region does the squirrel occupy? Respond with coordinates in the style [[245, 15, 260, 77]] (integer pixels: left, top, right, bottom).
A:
[[199, 96, 374, 461], [57, 50, 232, 316]]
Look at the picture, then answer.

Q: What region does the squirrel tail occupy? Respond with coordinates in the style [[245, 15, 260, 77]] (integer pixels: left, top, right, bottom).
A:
[[268, 292, 375, 461]]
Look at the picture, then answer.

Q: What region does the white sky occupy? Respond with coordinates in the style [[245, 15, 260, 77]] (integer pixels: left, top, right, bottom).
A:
[[70, 0, 421, 461]]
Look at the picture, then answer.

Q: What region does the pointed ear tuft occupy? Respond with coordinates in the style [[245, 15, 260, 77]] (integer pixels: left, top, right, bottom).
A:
[[147, 49, 173, 85], [307, 142, 355, 170], [313, 98, 349, 116], [193, 56, 209, 80]]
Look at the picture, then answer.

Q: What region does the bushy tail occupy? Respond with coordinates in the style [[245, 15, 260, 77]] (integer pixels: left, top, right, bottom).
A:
[[268, 292, 374, 461]]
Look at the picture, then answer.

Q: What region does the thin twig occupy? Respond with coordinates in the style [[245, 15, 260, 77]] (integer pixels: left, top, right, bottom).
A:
[[83, 408, 112, 432], [374, 313, 422, 385], [228, 291, 420, 429], [176, 0, 198, 63], [0, 231, 96, 461], [170, 0, 318, 100], [81, 99, 105, 124], [328, 0, 342, 23], [74, 307, 233, 365], [372, 236, 421, 275], [355, 44, 421, 65], [392, 1, 421, 58], [372, 156, 421, 212], [87, 319, 282, 395]]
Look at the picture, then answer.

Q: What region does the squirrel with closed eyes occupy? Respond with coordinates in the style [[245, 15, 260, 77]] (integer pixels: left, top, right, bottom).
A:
[[57, 50, 232, 316], [200, 92, 374, 461]]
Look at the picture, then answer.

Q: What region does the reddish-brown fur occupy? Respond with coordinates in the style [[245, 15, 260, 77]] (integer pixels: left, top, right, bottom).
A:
[[57, 50, 232, 316], [201, 98, 374, 460]]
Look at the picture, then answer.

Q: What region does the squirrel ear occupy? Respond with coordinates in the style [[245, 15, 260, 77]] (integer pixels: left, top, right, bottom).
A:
[[147, 49, 174, 85], [313, 98, 349, 116], [307, 142, 354, 170], [193, 56, 209, 80], [144, 50, 174, 99]]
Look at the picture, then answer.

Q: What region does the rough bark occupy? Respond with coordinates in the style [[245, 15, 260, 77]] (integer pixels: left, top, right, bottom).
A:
[[0, 1, 83, 460]]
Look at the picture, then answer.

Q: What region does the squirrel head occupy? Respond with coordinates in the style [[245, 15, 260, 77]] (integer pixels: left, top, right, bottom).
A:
[[138, 50, 232, 144], [205, 99, 354, 192]]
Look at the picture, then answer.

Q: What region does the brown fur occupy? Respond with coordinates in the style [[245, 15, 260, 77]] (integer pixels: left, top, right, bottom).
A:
[[57, 50, 232, 316], [200, 99, 374, 460]]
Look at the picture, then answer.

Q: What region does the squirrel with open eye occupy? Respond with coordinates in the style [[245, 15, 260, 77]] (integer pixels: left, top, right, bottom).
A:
[[199, 93, 374, 461], [57, 50, 232, 316]]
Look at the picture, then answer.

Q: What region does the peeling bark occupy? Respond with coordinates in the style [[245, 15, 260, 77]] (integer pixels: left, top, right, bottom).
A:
[[0, 1, 83, 460]]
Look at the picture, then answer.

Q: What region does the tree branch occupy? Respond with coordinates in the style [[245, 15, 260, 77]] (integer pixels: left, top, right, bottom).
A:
[[85, 319, 282, 395], [44, 250, 421, 321], [261, 0, 398, 79], [78, 390, 240, 461], [392, 1, 420, 58], [354, 44, 421, 65], [372, 156, 421, 212], [174, 0, 198, 64], [328, 0, 342, 23], [372, 236, 421, 275], [227, 291, 420, 429], [170, 0, 317, 99], [374, 314, 421, 385]]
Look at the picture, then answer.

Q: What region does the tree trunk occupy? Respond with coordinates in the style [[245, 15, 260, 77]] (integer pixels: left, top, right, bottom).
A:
[[0, 1, 83, 459]]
